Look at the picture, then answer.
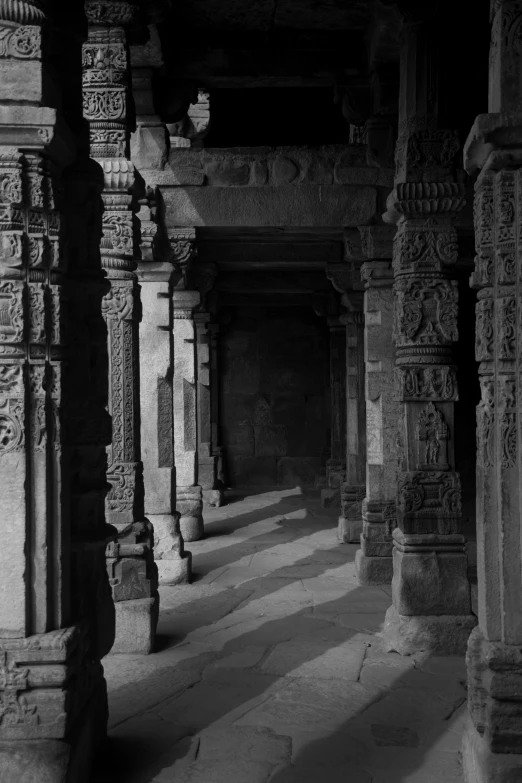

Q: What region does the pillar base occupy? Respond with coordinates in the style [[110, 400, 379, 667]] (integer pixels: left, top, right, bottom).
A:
[[462, 714, 522, 783], [338, 515, 362, 543], [178, 486, 204, 541], [203, 488, 223, 508], [157, 552, 192, 585], [381, 605, 476, 656], [0, 679, 108, 783], [355, 548, 393, 585], [111, 594, 159, 655], [321, 488, 340, 508], [180, 515, 204, 542]]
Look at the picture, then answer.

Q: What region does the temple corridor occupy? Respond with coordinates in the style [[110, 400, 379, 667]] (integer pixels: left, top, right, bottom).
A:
[[98, 489, 467, 783]]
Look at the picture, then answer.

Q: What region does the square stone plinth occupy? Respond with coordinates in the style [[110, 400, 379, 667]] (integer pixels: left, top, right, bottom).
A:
[[111, 595, 159, 655]]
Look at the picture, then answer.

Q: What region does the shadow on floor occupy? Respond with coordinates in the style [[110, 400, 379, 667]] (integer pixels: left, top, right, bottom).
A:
[[94, 489, 468, 783]]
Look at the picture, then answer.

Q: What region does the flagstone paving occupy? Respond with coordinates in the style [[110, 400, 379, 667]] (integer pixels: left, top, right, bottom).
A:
[[97, 488, 468, 783]]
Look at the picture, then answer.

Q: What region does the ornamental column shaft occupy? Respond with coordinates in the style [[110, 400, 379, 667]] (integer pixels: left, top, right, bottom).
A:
[[381, 12, 476, 655], [355, 225, 398, 586], [0, 1, 115, 778], [326, 256, 366, 543], [462, 1, 522, 778], [170, 228, 205, 541], [83, 0, 158, 654], [327, 320, 347, 489]]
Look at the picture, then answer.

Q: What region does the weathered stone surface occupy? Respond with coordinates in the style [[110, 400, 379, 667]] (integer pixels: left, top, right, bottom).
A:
[[462, 716, 522, 783], [163, 185, 377, 227], [111, 597, 159, 655], [355, 550, 393, 586], [381, 606, 476, 656]]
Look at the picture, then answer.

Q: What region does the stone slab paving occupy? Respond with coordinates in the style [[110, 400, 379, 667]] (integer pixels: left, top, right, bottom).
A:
[[96, 488, 468, 783]]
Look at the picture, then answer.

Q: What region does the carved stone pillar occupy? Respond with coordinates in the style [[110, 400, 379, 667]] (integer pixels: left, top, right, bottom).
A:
[[326, 256, 366, 542], [83, 0, 158, 654], [340, 307, 367, 542], [381, 14, 476, 655], [355, 256, 398, 585], [137, 201, 192, 585], [0, 2, 115, 778], [193, 262, 222, 507], [461, 2, 522, 778], [326, 319, 347, 490], [209, 321, 225, 488], [170, 228, 205, 541]]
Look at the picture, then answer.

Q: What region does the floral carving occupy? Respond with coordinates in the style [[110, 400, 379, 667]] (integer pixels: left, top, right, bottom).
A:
[[102, 284, 133, 321], [499, 377, 516, 468], [395, 277, 458, 346], [498, 295, 516, 359]]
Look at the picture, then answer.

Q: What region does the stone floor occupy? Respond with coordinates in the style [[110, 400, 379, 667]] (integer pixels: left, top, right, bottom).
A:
[[97, 488, 468, 783]]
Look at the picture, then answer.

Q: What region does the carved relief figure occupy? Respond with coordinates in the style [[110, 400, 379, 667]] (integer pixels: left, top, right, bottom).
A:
[[416, 402, 449, 468]]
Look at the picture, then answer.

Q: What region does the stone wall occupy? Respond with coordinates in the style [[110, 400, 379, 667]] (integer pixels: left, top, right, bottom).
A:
[[140, 145, 393, 228], [220, 305, 330, 487]]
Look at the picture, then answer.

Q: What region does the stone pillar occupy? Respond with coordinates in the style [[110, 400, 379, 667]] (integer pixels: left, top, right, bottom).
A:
[[137, 202, 192, 585], [320, 319, 346, 507], [355, 258, 397, 585], [340, 307, 367, 542], [210, 321, 225, 488], [193, 262, 223, 507], [170, 228, 205, 540], [0, 2, 115, 778], [461, 1, 522, 778], [83, 1, 158, 654], [381, 13, 476, 655], [326, 257, 366, 542]]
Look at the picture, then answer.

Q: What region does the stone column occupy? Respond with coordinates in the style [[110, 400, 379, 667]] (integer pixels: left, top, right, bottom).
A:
[[83, 1, 158, 654], [321, 319, 346, 507], [170, 228, 205, 541], [0, 2, 115, 777], [462, 1, 522, 778], [193, 262, 223, 507], [340, 306, 367, 542], [137, 202, 192, 585], [381, 12, 476, 655], [209, 321, 225, 488], [356, 258, 397, 585], [326, 258, 366, 542]]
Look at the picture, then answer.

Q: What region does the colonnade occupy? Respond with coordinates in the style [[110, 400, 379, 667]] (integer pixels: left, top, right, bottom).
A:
[[0, 0, 519, 780]]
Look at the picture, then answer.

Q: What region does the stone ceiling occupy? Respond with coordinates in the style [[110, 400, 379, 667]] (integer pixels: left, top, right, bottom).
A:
[[170, 0, 373, 34]]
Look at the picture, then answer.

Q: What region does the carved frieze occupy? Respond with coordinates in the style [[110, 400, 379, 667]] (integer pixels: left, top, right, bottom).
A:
[[393, 218, 458, 274], [394, 366, 458, 401]]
